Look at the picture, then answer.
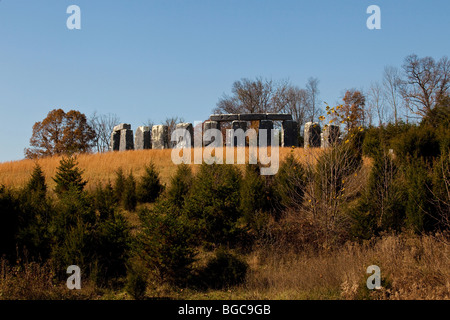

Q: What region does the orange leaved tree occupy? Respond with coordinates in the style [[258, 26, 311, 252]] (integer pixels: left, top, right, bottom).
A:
[[25, 109, 96, 159]]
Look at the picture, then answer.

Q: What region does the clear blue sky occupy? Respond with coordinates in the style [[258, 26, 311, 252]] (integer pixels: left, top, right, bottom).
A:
[[0, 0, 449, 162]]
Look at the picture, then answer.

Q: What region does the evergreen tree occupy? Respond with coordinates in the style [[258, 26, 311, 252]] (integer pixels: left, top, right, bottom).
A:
[[137, 162, 164, 204], [113, 168, 126, 203], [123, 172, 137, 211], [53, 156, 87, 196], [26, 164, 47, 197], [166, 163, 193, 209]]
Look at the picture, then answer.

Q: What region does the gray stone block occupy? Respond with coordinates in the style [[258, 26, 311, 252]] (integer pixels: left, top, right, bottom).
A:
[[135, 126, 151, 150], [321, 125, 340, 148], [119, 129, 134, 151], [258, 120, 273, 146], [304, 122, 321, 148], [203, 121, 221, 146], [266, 113, 292, 121], [209, 114, 239, 122], [151, 125, 169, 149], [239, 113, 267, 121], [174, 123, 194, 148], [110, 131, 120, 151], [281, 120, 298, 147], [113, 123, 131, 132], [227, 120, 248, 147]]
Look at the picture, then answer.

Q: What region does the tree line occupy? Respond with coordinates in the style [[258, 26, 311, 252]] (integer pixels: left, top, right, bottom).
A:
[[25, 53, 449, 159]]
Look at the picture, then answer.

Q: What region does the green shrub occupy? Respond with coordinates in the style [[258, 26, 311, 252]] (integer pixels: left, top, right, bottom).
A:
[[122, 172, 137, 212], [184, 163, 242, 247], [404, 161, 435, 232], [94, 211, 132, 286], [137, 162, 164, 204], [113, 168, 126, 203], [16, 165, 53, 261], [166, 163, 193, 209], [273, 154, 306, 210], [0, 186, 19, 260], [392, 125, 440, 165], [136, 202, 197, 286], [125, 262, 148, 300], [50, 189, 97, 278], [198, 249, 248, 289], [53, 156, 87, 196], [93, 182, 116, 220]]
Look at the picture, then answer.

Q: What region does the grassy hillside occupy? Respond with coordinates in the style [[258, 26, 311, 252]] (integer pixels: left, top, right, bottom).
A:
[[0, 147, 322, 191]]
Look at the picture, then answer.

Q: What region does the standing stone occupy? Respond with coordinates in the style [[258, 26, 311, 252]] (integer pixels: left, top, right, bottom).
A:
[[281, 120, 298, 147], [135, 126, 151, 150], [110, 131, 120, 151], [229, 120, 248, 147], [203, 121, 221, 146], [304, 122, 321, 148], [258, 120, 274, 147], [151, 125, 169, 149], [113, 123, 131, 132], [321, 125, 340, 148], [174, 123, 194, 148], [119, 129, 134, 151]]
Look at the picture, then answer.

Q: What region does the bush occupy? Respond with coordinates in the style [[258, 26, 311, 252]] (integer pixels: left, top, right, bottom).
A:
[[240, 164, 272, 229], [136, 202, 197, 286], [125, 262, 148, 300], [166, 163, 193, 209], [392, 125, 440, 165], [94, 211, 132, 286], [0, 186, 19, 260], [113, 168, 126, 203], [184, 163, 243, 247], [404, 161, 435, 232], [53, 156, 87, 196], [93, 182, 116, 220], [198, 249, 248, 289], [50, 189, 97, 279], [137, 163, 164, 204], [16, 165, 53, 261], [273, 154, 306, 210], [122, 172, 137, 212]]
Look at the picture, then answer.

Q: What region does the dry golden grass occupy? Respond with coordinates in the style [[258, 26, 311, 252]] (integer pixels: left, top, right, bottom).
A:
[[240, 233, 450, 300], [0, 147, 324, 191]]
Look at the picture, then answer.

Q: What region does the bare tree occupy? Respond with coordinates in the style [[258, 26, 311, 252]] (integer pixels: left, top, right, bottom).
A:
[[164, 116, 185, 147], [382, 66, 403, 124], [306, 77, 321, 122], [144, 119, 154, 129], [89, 112, 120, 153], [214, 77, 290, 114], [400, 54, 450, 118], [368, 82, 385, 126]]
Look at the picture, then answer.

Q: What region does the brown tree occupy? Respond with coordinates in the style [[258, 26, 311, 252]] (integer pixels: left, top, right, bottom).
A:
[[341, 90, 366, 131], [25, 109, 96, 159], [401, 54, 450, 118]]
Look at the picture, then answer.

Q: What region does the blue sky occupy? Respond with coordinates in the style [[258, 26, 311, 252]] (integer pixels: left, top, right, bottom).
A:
[[0, 0, 449, 162]]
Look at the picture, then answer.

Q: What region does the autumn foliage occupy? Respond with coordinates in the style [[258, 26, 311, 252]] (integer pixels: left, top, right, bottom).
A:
[[25, 109, 96, 159]]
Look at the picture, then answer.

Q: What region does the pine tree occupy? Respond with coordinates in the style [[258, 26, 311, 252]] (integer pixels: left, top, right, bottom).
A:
[[137, 162, 164, 204], [123, 172, 137, 211], [26, 164, 47, 197], [166, 163, 192, 209], [113, 168, 126, 203], [53, 156, 87, 196]]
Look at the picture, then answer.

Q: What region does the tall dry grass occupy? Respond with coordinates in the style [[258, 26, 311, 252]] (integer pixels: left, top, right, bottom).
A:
[[0, 147, 323, 191], [242, 233, 450, 300]]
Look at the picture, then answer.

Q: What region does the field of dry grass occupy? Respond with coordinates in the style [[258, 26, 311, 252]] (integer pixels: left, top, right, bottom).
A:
[[0, 147, 325, 191]]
